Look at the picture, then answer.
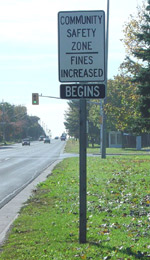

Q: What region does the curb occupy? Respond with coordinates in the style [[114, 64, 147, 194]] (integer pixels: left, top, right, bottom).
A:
[[0, 159, 62, 246]]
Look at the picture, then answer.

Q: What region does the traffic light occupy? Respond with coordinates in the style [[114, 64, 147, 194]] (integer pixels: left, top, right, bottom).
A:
[[32, 93, 39, 105]]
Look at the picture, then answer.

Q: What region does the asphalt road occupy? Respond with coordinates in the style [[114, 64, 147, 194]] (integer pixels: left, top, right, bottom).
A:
[[0, 139, 66, 209]]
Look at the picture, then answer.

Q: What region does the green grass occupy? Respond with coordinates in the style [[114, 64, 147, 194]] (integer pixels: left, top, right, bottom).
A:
[[0, 141, 14, 146], [65, 139, 150, 155], [1, 143, 150, 259]]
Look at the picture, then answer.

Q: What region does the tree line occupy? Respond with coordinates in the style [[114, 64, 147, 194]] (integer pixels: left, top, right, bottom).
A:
[[64, 1, 150, 144], [0, 102, 45, 143]]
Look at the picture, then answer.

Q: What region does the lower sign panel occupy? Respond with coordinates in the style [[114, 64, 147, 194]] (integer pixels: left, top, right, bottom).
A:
[[60, 84, 105, 99]]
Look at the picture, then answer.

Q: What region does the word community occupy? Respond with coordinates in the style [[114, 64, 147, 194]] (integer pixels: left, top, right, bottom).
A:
[[60, 15, 103, 25]]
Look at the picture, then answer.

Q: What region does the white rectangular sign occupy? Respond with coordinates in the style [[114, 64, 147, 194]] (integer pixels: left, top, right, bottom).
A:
[[58, 10, 105, 82]]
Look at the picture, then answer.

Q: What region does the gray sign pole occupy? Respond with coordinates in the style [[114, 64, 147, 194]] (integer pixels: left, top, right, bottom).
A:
[[101, 0, 109, 158], [79, 99, 87, 243]]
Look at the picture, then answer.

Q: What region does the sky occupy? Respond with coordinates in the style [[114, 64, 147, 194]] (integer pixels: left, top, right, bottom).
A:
[[0, 0, 144, 138]]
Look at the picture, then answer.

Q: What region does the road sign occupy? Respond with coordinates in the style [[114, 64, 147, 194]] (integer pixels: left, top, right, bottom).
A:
[[58, 10, 105, 82], [60, 83, 105, 99]]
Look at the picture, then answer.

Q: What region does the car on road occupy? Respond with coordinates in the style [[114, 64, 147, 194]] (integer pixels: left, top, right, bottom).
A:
[[22, 138, 30, 146], [44, 137, 50, 143], [39, 135, 45, 141], [60, 135, 66, 141]]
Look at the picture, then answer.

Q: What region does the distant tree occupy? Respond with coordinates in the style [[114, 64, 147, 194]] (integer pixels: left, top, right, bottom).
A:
[[0, 102, 44, 142], [64, 100, 80, 139], [131, 0, 150, 132], [26, 115, 44, 140], [105, 75, 139, 133], [120, 0, 150, 133], [121, 1, 146, 58], [64, 100, 100, 146], [64, 72, 140, 143]]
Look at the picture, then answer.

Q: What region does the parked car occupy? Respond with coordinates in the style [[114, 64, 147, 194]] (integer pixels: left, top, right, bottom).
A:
[[44, 137, 50, 143], [22, 138, 30, 146]]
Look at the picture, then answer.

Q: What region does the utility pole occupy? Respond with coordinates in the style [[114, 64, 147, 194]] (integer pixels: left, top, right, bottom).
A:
[[101, 0, 109, 158]]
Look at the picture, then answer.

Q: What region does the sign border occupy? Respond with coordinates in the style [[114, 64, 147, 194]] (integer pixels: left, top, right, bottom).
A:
[[58, 10, 105, 83]]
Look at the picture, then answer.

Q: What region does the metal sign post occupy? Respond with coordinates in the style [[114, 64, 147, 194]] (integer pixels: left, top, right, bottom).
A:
[[79, 99, 87, 243], [58, 9, 105, 244]]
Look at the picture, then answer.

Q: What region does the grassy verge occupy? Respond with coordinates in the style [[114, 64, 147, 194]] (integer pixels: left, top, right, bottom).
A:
[[0, 145, 150, 259], [65, 139, 150, 155], [0, 141, 14, 146]]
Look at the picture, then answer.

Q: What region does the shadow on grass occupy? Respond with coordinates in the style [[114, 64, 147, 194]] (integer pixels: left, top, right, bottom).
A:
[[88, 145, 100, 149], [123, 147, 150, 152], [89, 146, 150, 151], [89, 241, 147, 259]]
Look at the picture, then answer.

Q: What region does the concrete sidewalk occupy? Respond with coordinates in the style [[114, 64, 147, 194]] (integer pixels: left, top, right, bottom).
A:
[[0, 160, 62, 246]]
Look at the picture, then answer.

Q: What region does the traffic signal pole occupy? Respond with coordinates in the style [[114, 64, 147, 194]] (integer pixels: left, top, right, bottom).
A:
[[101, 0, 109, 158]]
